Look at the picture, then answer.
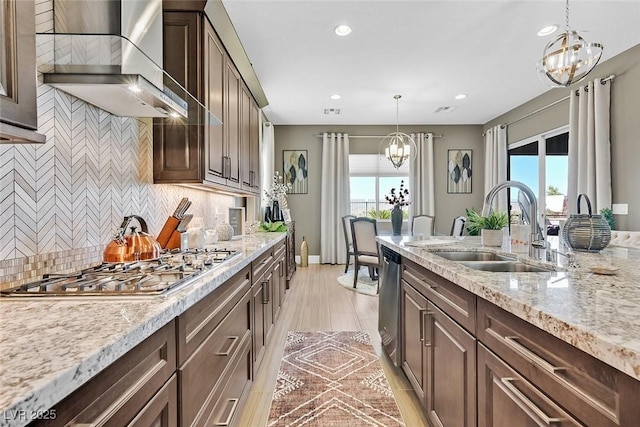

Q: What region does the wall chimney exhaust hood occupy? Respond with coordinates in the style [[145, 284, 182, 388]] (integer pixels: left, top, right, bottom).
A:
[[36, 0, 220, 125]]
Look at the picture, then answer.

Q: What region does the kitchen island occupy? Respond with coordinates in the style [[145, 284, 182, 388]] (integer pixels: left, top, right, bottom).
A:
[[0, 233, 286, 427], [379, 235, 640, 427]]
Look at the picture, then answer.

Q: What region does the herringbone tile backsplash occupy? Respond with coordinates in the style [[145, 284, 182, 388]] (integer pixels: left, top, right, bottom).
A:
[[0, 0, 238, 290]]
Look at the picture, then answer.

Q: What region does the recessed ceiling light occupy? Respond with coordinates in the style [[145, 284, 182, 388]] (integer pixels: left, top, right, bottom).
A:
[[454, 94, 466, 100], [537, 24, 558, 37], [334, 25, 352, 36], [330, 94, 341, 100]]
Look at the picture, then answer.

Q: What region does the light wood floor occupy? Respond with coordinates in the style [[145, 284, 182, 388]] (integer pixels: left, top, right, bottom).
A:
[[236, 263, 429, 426]]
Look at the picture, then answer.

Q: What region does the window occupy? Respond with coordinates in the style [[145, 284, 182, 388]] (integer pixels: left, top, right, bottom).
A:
[[349, 155, 409, 220], [508, 126, 568, 236]]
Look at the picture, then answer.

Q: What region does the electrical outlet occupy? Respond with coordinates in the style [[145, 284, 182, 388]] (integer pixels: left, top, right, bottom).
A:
[[612, 203, 628, 215]]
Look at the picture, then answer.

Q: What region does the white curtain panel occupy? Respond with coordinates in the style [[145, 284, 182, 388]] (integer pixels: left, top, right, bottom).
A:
[[568, 79, 612, 214], [484, 125, 508, 212], [261, 122, 275, 207], [409, 133, 435, 218], [320, 132, 350, 264]]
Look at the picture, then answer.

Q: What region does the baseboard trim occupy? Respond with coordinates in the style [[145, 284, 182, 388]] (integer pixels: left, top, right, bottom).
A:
[[295, 255, 320, 264]]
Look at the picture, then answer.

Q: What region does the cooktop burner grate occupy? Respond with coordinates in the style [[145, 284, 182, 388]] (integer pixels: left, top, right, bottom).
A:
[[0, 248, 240, 299]]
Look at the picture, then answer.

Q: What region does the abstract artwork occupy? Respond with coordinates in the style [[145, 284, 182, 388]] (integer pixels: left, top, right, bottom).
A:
[[283, 150, 308, 194], [447, 149, 472, 194]]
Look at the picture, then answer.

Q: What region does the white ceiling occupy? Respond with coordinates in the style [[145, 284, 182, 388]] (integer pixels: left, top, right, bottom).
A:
[[221, 0, 640, 125]]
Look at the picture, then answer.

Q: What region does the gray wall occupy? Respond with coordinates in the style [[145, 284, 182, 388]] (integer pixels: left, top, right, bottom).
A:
[[274, 125, 484, 256], [485, 43, 640, 230]]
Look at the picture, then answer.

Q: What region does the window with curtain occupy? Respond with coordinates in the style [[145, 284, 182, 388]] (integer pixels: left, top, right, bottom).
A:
[[349, 155, 409, 220], [508, 127, 568, 235]]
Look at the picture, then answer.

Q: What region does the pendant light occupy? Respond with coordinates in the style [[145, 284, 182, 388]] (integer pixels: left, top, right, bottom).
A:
[[379, 95, 416, 169], [537, 0, 603, 87]]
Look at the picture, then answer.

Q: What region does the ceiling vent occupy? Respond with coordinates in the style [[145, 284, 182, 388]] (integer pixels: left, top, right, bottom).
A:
[[323, 108, 341, 115], [434, 106, 457, 113]]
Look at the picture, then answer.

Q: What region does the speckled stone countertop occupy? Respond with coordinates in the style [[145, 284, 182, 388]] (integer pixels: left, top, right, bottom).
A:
[[0, 233, 285, 427], [378, 235, 640, 383]]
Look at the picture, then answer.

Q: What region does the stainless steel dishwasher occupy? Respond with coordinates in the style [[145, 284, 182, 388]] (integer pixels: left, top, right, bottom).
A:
[[379, 245, 402, 367]]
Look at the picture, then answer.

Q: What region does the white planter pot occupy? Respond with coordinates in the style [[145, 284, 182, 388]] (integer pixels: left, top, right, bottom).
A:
[[481, 229, 503, 247]]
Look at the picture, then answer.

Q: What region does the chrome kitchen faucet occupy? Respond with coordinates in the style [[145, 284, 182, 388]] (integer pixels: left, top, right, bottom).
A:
[[482, 180, 549, 261]]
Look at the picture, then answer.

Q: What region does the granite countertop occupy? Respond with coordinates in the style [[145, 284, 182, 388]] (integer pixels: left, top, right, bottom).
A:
[[377, 235, 640, 382], [0, 233, 286, 427]]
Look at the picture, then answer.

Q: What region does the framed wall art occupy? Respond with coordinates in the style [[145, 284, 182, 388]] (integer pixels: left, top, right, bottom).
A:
[[283, 150, 308, 194], [447, 149, 472, 194]]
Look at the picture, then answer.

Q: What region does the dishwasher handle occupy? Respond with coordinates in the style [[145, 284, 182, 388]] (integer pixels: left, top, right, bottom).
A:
[[381, 246, 401, 264]]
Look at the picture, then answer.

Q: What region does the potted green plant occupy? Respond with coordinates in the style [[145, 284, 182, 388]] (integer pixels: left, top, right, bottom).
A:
[[465, 208, 508, 246]]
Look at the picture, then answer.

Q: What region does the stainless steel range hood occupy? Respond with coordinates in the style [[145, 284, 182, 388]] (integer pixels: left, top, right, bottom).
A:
[[36, 0, 214, 122]]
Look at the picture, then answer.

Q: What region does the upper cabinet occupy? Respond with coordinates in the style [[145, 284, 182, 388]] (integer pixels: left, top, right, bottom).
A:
[[153, 8, 260, 195], [0, 0, 45, 143]]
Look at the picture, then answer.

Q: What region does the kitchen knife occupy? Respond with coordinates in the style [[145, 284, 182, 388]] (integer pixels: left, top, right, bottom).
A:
[[178, 200, 192, 219], [173, 198, 188, 218], [176, 214, 193, 232]]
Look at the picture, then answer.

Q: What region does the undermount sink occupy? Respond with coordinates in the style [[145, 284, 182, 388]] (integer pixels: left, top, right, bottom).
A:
[[460, 261, 555, 273], [434, 251, 516, 262]]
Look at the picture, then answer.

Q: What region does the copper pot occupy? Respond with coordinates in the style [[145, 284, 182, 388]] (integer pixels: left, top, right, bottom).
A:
[[103, 215, 162, 262]]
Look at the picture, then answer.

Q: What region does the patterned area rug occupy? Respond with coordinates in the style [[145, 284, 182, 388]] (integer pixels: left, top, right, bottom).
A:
[[336, 271, 379, 296], [267, 331, 405, 426]]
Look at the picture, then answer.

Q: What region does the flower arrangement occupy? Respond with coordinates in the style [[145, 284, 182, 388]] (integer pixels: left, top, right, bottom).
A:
[[264, 171, 291, 203], [384, 180, 410, 207]]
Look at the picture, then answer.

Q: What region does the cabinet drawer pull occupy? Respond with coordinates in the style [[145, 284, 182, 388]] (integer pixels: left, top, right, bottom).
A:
[[503, 335, 567, 374], [214, 398, 239, 426], [497, 377, 566, 426], [280, 260, 284, 277], [420, 277, 437, 289], [215, 336, 239, 356]]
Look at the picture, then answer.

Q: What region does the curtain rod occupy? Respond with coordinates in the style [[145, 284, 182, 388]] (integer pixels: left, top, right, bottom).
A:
[[506, 74, 615, 127], [315, 134, 442, 138]]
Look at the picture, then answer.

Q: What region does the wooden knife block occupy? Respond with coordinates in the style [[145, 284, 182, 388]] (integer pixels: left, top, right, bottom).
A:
[[157, 216, 180, 249]]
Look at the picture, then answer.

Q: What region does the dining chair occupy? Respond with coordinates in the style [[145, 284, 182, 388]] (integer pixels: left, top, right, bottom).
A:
[[411, 215, 435, 237], [350, 217, 381, 291], [341, 214, 356, 273], [450, 216, 467, 236]]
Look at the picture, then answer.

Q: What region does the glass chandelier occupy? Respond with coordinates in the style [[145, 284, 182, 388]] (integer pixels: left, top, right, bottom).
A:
[[537, 0, 603, 87], [380, 95, 416, 169]]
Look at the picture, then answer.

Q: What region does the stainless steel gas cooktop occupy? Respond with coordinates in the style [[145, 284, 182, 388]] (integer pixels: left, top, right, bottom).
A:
[[0, 248, 240, 299]]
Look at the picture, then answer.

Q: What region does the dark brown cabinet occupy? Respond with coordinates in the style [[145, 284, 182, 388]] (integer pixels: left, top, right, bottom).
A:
[[176, 265, 252, 427], [153, 7, 260, 195], [32, 321, 178, 427], [478, 343, 582, 427], [0, 0, 45, 143], [400, 258, 476, 427], [285, 222, 296, 287], [477, 297, 640, 427], [251, 246, 274, 371]]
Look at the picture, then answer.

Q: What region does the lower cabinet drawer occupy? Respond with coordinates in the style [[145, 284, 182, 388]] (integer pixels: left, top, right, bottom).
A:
[[477, 298, 640, 426], [179, 290, 251, 427], [478, 343, 583, 427], [32, 321, 176, 427], [202, 332, 253, 427]]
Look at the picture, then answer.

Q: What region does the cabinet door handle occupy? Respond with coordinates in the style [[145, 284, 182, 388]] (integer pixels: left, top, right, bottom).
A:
[[419, 309, 426, 343], [423, 309, 434, 347], [497, 377, 566, 426], [226, 157, 232, 178], [215, 336, 239, 356], [213, 398, 239, 426], [503, 335, 567, 374], [262, 280, 270, 304], [280, 261, 284, 277]]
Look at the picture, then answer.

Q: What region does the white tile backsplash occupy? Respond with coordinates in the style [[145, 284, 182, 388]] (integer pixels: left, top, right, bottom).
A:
[[0, 0, 237, 290]]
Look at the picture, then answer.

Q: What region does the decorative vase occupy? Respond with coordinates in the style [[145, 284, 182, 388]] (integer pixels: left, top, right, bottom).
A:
[[300, 236, 308, 267], [271, 200, 283, 222], [215, 222, 234, 241], [481, 228, 504, 247], [264, 206, 272, 223], [391, 205, 403, 236]]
